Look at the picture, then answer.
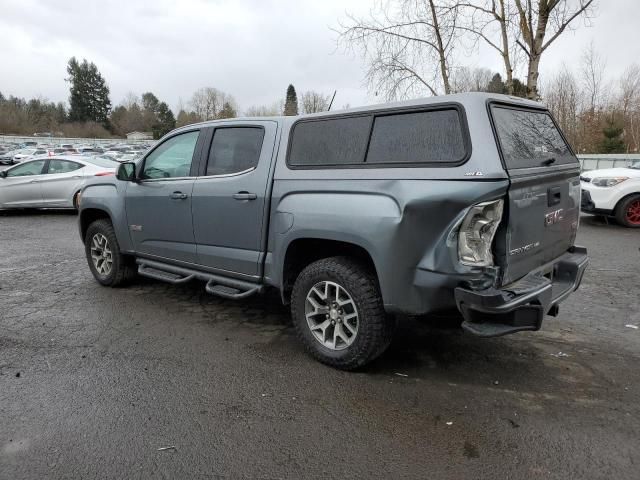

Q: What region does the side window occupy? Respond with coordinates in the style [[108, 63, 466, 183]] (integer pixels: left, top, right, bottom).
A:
[[366, 109, 467, 164], [206, 127, 264, 176], [48, 160, 82, 174], [6, 160, 46, 177], [288, 116, 372, 166], [141, 130, 199, 180]]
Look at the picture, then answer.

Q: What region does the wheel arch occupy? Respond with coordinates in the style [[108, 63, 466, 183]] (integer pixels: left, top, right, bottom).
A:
[[80, 208, 113, 243], [280, 237, 380, 304]]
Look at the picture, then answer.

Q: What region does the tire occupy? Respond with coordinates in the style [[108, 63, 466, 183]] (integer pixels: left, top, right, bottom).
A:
[[72, 191, 80, 211], [84, 219, 136, 286], [615, 194, 640, 228], [291, 256, 394, 370]]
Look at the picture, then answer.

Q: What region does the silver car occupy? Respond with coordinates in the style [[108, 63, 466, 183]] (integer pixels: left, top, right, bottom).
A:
[[0, 156, 118, 210]]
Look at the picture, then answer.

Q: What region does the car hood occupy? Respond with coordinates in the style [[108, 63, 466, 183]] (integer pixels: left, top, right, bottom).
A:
[[581, 167, 640, 179]]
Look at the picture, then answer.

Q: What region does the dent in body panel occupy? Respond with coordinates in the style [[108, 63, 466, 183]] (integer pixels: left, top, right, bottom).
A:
[[269, 178, 509, 314]]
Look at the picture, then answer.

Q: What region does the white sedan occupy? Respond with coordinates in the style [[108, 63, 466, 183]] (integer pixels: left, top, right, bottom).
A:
[[580, 162, 640, 227], [0, 156, 118, 210]]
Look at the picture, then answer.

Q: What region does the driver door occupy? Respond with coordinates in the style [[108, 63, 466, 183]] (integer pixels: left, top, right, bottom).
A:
[[125, 129, 204, 264]]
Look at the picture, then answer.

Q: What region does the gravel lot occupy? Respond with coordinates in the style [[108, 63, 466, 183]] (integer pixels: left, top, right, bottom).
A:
[[1, 210, 638, 479]]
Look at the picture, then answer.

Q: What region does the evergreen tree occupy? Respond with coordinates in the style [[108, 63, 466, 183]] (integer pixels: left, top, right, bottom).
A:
[[218, 101, 237, 119], [176, 110, 201, 127], [511, 79, 528, 98], [66, 57, 111, 127], [486, 73, 506, 94], [599, 117, 626, 153], [153, 102, 176, 139], [284, 84, 298, 116]]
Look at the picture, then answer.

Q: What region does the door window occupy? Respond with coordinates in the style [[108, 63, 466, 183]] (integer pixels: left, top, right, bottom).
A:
[[141, 130, 199, 180], [205, 127, 264, 176], [6, 160, 46, 177], [48, 160, 83, 174]]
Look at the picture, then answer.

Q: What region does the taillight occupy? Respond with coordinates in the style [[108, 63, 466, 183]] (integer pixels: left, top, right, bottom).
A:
[[94, 171, 114, 176], [458, 199, 504, 267]]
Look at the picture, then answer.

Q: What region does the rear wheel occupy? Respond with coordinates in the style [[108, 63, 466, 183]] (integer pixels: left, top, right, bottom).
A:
[[291, 256, 394, 370], [85, 219, 136, 286], [615, 194, 640, 228]]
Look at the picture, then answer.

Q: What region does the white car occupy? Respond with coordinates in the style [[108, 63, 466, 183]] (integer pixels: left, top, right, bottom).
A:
[[0, 155, 118, 210], [11, 148, 49, 163], [580, 161, 640, 227]]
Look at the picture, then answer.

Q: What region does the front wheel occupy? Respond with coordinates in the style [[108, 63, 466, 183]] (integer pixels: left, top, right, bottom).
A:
[[291, 256, 394, 370], [84, 219, 136, 286], [615, 194, 640, 228]]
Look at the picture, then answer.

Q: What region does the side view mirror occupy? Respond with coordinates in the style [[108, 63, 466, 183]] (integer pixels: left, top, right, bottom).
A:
[[0, 171, 7, 178], [116, 162, 136, 181]]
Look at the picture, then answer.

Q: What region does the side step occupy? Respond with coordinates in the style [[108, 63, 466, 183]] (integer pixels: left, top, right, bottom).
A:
[[138, 264, 195, 284], [136, 259, 263, 300]]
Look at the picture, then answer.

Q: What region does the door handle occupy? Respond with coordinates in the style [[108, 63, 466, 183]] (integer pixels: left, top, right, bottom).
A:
[[170, 192, 188, 200], [233, 192, 257, 201], [72, 175, 82, 179], [547, 186, 561, 206], [30, 180, 39, 183]]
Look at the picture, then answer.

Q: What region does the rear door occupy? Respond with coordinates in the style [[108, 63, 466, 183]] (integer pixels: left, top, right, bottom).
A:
[[39, 159, 85, 206], [0, 160, 46, 207], [490, 104, 581, 285], [125, 129, 204, 263], [191, 121, 277, 277]]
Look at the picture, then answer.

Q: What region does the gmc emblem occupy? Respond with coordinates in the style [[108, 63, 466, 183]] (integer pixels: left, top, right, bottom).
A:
[[545, 209, 564, 226]]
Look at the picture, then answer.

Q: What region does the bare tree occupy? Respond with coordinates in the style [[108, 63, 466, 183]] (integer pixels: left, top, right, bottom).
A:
[[580, 41, 606, 113], [300, 91, 332, 114], [454, 0, 522, 94], [618, 64, 640, 152], [513, 0, 595, 99], [190, 87, 237, 120], [336, 0, 459, 99], [542, 66, 581, 149], [450, 66, 493, 92], [244, 100, 284, 117]]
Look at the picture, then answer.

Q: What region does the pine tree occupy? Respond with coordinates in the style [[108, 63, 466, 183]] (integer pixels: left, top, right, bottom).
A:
[[284, 84, 298, 116], [66, 57, 111, 127], [486, 74, 506, 94], [217, 102, 237, 119], [154, 102, 176, 139], [599, 117, 626, 153]]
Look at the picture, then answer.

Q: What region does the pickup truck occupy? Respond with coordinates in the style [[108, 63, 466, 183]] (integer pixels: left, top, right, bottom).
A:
[[78, 92, 588, 370]]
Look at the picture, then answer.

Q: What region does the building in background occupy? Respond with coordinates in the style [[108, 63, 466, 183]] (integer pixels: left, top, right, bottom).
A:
[[126, 131, 153, 141]]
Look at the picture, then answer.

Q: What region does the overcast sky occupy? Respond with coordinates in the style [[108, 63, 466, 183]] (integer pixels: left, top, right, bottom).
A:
[[1, 0, 638, 114]]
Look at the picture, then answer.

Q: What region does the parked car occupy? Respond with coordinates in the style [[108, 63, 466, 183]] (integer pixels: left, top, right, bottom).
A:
[[0, 156, 117, 210], [581, 161, 640, 227], [9, 148, 48, 163], [78, 92, 588, 369]]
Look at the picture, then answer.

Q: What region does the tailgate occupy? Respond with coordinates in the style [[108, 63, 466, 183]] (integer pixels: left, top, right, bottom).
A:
[[489, 104, 581, 285]]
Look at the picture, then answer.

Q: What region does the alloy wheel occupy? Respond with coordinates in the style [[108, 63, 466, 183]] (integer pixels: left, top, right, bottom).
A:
[[626, 199, 640, 225], [305, 281, 359, 350], [90, 233, 113, 276]]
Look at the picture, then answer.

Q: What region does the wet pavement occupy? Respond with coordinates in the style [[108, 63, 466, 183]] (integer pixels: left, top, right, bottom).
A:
[[1, 210, 639, 479]]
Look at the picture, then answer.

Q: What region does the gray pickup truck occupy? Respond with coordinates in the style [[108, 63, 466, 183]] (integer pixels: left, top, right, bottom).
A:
[[79, 92, 588, 369]]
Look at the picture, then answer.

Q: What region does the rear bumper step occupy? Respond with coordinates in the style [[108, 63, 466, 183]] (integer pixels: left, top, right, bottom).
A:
[[454, 246, 588, 337]]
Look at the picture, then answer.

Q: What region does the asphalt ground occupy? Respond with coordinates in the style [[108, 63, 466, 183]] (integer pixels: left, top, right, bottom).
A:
[[0, 210, 638, 479]]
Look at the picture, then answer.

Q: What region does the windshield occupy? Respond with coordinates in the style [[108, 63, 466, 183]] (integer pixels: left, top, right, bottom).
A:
[[491, 105, 578, 169], [84, 156, 120, 168]]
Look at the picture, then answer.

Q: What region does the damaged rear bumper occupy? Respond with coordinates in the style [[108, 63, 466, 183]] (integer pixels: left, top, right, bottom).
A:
[[454, 246, 588, 337]]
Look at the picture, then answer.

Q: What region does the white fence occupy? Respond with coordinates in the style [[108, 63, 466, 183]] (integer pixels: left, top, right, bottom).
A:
[[578, 154, 640, 171], [0, 134, 154, 145]]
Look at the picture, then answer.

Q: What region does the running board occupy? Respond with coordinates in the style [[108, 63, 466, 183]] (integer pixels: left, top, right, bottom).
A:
[[138, 264, 195, 284], [135, 259, 263, 299]]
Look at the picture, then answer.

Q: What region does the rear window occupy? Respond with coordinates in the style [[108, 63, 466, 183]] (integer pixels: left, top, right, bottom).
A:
[[288, 107, 467, 167], [288, 116, 372, 166], [491, 106, 577, 169], [367, 109, 466, 164]]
